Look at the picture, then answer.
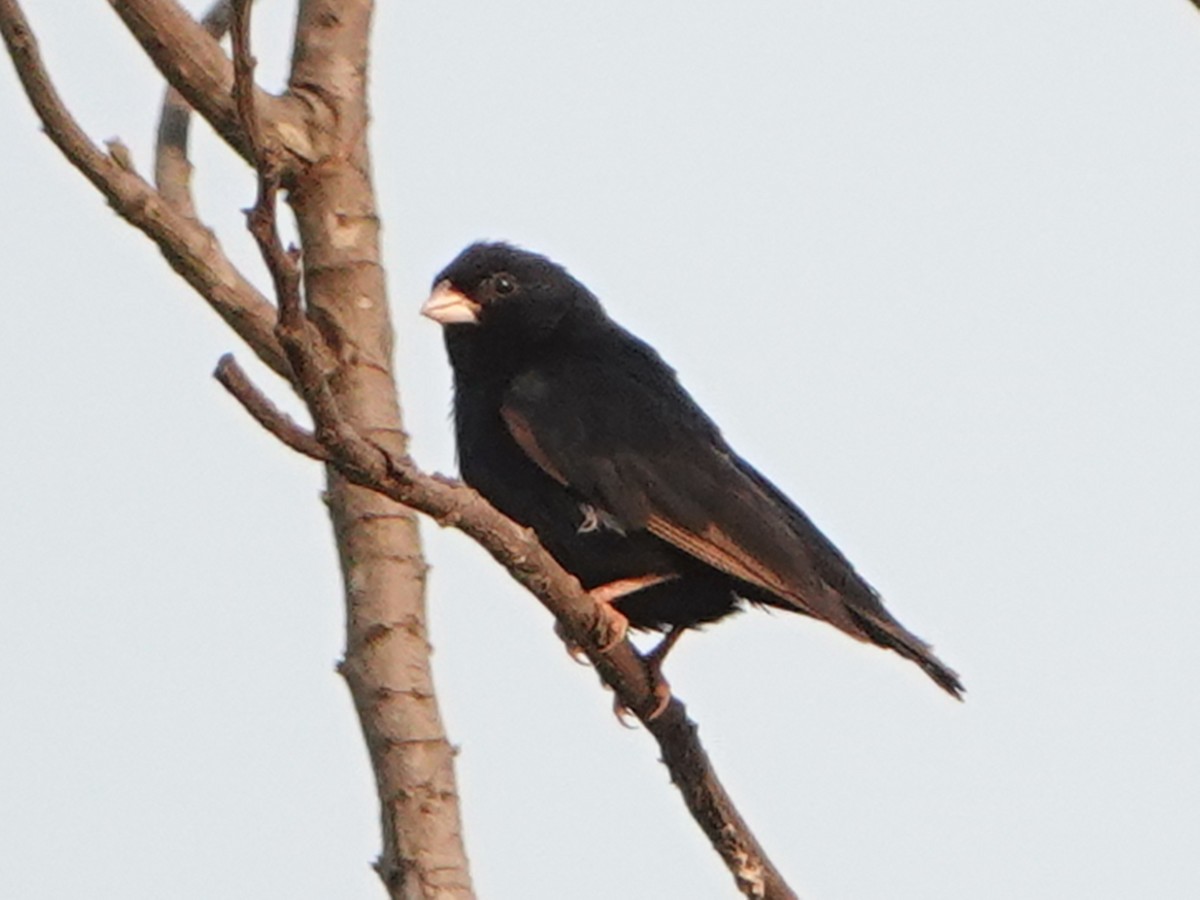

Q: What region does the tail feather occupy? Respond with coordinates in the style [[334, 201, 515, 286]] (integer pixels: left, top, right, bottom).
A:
[[847, 605, 964, 699]]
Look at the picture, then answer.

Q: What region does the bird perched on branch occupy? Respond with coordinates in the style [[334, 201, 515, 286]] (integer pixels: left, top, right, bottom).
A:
[[423, 242, 961, 714]]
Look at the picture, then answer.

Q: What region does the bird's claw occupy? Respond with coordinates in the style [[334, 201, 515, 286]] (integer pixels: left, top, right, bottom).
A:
[[555, 598, 670, 727], [610, 655, 673, 726], [613, 696, 640, 729], [592, 601, 629, 653], [644, 666, 673, 720], [554, 595, 629, 663], [553, 619, 592, 665]]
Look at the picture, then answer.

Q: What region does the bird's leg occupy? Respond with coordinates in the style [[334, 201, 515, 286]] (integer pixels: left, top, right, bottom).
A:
[[609, 626, 687, 725], [554, 593, 629, 664], [643, 626, 686, 720], [587, 588, 632, 653], [553, 584, 631, 665], [645, 624, 686, 672], [552, 574, 684, 725], [554, 573, 679, 663]]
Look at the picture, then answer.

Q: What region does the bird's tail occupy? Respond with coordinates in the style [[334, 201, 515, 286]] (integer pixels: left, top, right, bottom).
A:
[[846, 605, 964, 699]]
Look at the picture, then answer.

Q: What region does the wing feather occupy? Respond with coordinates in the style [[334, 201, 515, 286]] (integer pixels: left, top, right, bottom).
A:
[[500, 358, 858, 627], [500, 351, 962, 696]]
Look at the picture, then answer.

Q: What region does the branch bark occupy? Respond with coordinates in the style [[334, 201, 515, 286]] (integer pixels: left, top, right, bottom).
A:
[[108, 0, 314, 167], [233, 1, 476, 896]]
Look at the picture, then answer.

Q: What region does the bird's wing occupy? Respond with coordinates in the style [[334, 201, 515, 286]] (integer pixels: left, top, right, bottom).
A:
[[501, 354, 962, 697], [502, 357, 871, 631]]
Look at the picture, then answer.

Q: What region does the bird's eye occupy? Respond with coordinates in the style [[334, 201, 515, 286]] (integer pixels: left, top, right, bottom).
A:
[[493, 274, 516, 295]]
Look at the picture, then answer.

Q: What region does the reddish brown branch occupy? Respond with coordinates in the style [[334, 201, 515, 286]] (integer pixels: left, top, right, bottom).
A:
[[230, 1, 295, 317], [231, 0, 340, 435], [229, 2, 301, 336]]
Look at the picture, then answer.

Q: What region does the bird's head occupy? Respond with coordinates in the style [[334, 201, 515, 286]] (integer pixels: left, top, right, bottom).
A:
[[422, 243, 607, 370]]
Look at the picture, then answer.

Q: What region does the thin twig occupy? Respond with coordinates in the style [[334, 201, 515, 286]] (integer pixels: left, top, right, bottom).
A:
[[229, 0, 262, 159], [230, 0, 351, 462], [155, 0, 235, 217], [229, 0, 293, 317], [214, 355, 329, 460]]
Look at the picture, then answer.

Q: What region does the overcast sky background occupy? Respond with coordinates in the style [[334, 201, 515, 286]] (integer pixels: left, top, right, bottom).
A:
[[2, 2, 1199, 898]]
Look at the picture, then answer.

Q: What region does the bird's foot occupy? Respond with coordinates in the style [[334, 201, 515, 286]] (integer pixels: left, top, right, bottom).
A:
[[611, 628, 684, 725], [590, 596, 629, 653], [645, 625, 685, 670], [553, 619, 591, 666], [553, 590, 630, 664], [611, 660, 673, 726]]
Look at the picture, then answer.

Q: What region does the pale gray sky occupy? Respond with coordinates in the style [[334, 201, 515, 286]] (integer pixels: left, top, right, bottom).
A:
[[2, 2, 1198, 898]]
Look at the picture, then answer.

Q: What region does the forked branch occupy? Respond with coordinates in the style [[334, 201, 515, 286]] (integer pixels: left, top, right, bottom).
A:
[[108, 0, 312, 167]]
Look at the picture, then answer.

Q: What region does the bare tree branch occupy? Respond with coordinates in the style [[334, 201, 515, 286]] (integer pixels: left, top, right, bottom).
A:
[[155, 0, 235, 217], [0, 0, 291, 378], [231, 2, 476, 896], [215, 354, 329, 460], [108, 0, 314, 167]]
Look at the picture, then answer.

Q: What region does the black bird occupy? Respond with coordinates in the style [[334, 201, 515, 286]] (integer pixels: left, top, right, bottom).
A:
[[423, 242, 961, 705]]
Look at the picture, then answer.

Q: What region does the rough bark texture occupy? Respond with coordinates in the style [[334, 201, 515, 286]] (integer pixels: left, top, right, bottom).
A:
[[280, 2, 473, 896], [109, 0, 313, 164]]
